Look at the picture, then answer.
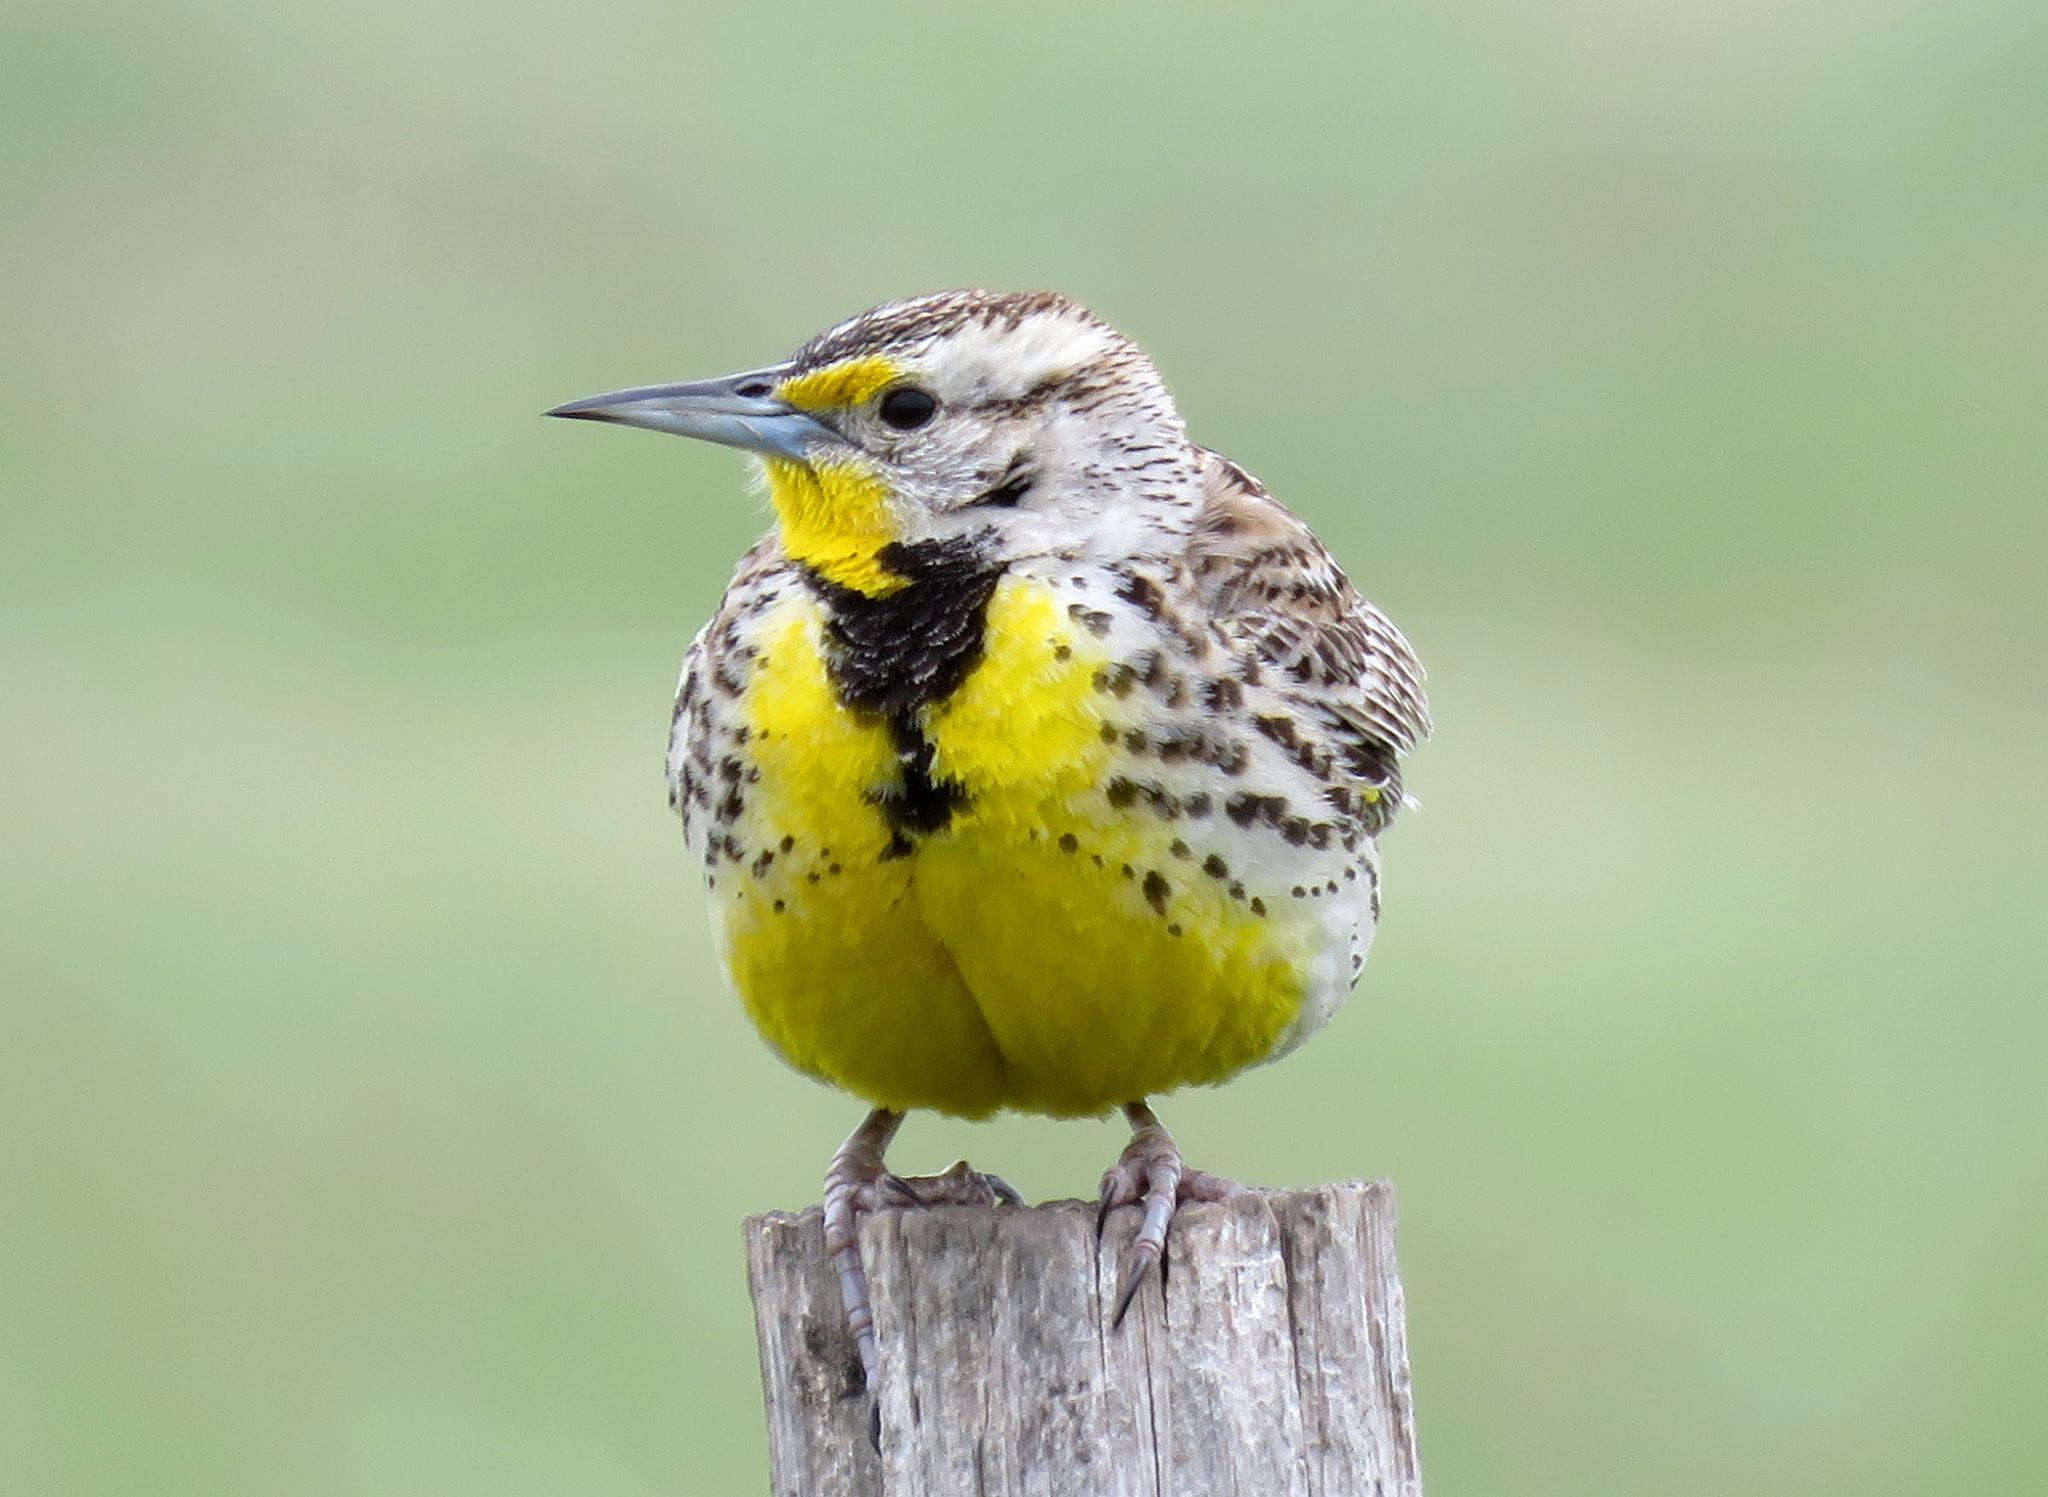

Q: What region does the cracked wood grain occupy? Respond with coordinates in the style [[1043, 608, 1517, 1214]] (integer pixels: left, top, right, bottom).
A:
[[745, 1182, 1421, 1495]]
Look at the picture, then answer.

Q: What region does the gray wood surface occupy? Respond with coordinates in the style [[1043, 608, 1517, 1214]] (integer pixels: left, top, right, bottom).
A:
[[744, 1182, 1421, 1495]]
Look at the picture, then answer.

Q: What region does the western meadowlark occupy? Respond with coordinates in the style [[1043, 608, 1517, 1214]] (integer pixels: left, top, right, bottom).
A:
[[548, 289, 1430, 1394]]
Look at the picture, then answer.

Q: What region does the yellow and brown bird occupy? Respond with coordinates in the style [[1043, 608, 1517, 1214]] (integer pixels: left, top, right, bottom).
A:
[[549, 289, 1430, 1389]]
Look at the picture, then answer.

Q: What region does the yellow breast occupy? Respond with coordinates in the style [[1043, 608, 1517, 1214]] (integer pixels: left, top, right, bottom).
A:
[[715, 574, 1310, 1118]]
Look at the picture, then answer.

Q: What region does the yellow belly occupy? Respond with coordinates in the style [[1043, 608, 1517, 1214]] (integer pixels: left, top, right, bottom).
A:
[[716, 575, 1309, 1118]]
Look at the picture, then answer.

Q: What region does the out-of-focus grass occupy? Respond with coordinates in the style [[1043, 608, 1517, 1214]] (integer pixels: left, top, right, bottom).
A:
[[4, 1, 2044, 1492]]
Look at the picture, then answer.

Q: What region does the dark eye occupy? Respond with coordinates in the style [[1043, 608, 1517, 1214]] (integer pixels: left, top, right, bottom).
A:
[[877, 385, 939, 431]]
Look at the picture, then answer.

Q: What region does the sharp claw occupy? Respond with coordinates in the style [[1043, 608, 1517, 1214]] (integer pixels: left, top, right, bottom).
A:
[[1111, 1240, 1162, 1327], [823, 1108, 903, 1395], [1098, 1100, 1239, 1330], [823, 1112, 1021, 1410], [884, 1163, 1019, 1208], [876, 1171, 923, 1207]]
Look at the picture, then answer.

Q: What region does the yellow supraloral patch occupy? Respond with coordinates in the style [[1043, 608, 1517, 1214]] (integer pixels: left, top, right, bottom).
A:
[[775, 355, 900, 413]]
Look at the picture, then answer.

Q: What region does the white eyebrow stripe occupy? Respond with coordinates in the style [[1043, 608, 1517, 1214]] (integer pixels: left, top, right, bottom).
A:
[[927, 312, 1124, 401]]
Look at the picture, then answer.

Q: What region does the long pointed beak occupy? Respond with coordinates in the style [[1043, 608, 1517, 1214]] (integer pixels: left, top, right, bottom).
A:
[[544, 363, 844, 461]]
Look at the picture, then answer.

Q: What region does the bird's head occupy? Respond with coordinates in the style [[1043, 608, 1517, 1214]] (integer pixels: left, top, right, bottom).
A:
[[548, 290, 1199, 594]]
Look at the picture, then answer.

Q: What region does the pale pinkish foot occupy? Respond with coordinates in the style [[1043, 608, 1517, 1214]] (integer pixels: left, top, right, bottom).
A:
[[1096, 1099, 1240, 1326], [821, 1110, 1023, 1399]]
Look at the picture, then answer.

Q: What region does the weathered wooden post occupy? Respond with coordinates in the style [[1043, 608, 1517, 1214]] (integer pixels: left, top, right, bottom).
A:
[[745, 1182, 1422, 1495]]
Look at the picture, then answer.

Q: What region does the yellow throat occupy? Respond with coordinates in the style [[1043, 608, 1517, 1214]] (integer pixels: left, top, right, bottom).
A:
[[762, 355, 908, 596], [759, 457, 906, 597]]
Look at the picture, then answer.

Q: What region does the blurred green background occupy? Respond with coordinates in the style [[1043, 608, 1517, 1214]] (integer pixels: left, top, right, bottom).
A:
[[6, 0, 2044, 1491]]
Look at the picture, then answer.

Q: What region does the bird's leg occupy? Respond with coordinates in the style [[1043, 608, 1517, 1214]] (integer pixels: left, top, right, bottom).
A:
[[822, 1108, 902, 1397], [821, 1108, 1024, 1395], [1096, 1099, 1240, 1326]]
